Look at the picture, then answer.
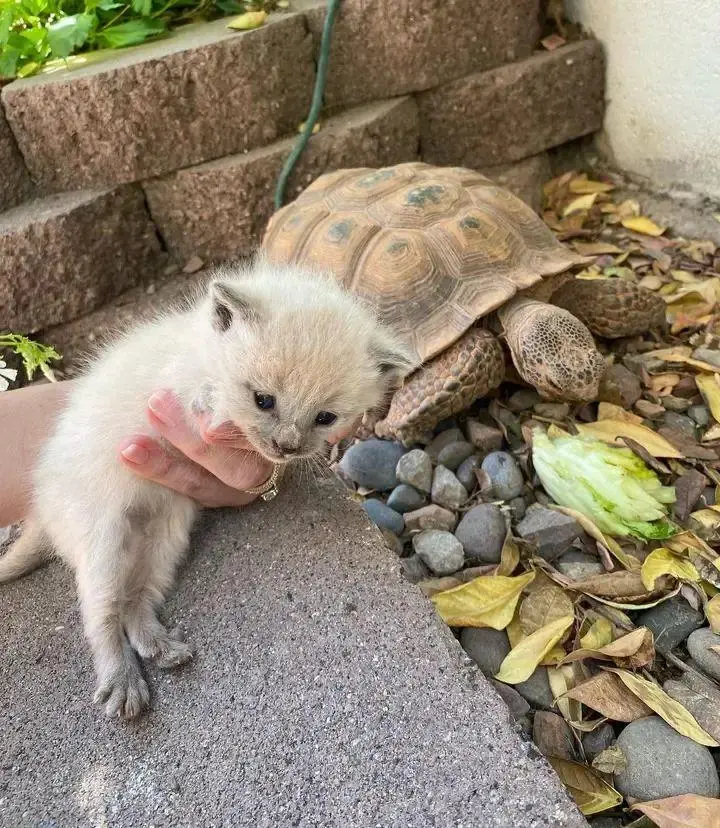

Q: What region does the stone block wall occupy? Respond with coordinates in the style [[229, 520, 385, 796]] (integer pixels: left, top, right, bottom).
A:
[[0, 0, 606, 334]]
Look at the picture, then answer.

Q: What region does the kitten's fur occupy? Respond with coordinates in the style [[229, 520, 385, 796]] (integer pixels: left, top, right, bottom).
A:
[[0, 257, 417, 718]]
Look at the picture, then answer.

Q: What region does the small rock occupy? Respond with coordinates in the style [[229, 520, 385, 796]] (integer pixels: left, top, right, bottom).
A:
[[456, 454, 482, 491], [533, 711, 578, 761], [396, 449, 433, 494], [437, 441, 475, 471], [634, 399, 666, 419], [412, 530, 464, 575], [387, 484, 425, 514], [588, 819, 623, 828], [182, 254, 204, 274], [426, 428, 465, 462], [533, 402, 570, 420], [363, 499, 404, 534], [489, 679, 531, 721], [508, 496, 527, 524], [582, 723, 616, 762], [515, 667, 554, 711], [598, 364, 642, 408], [662, 410, 697, 438], [339, 439, 405, 491], [400, 554, 431, 584], [454, 504, 507, 564], [687, 627, 720, 681], [665, 674, 720, 743], [516, 506, 583, 561], [404, 505, 457, 533], [481, 452, 524, 501], [689, 404, 711, 427], [431, 466, 468, 510], [466, 419, 504, 452], [555, 550, 604, 580], [507, 389, 541, 411], [637, 597, 705, 652], [614, 716, 719, 800], [461, 628, 510, 675], [662, 395, 691, 413], [693, 347, 720, 369]]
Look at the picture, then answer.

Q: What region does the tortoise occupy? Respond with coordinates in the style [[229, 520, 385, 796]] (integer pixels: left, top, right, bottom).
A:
[[261, 162, 666, 443]]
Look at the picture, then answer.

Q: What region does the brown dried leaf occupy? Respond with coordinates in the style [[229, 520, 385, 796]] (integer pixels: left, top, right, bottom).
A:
[[519, 585, 575, 636], [562, 626, 655, 669], [674, 469, 709, 522], [632, 794, 720, 828], [564, 672, 653, 722], [577, 420, 684, 458], [548, 757, 623, 816], [591, 745, 628, 775], [568, 570, 658, 599]]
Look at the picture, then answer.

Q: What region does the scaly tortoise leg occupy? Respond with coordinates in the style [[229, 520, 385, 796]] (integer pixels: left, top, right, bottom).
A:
[[497, 296, 606, 403], [375, 327, 505, 444], [549, 278, 667, 339]]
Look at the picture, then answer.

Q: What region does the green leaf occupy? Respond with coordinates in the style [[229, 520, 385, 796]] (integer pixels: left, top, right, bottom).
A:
[[0, 334, 61, 382], [131, 0, 153, 16], [0, 45, 19, 79], [47, 14, 95, 59], [0, 7, 12, 47], [96, 19, 166, 49]]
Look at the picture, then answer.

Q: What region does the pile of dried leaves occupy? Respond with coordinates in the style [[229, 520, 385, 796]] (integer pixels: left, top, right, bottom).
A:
[[425, 172, 720, 827]]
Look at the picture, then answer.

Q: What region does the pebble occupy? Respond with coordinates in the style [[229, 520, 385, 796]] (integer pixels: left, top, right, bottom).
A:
[[396, 449, 433, 494], [555, 550, 605, 580], [533, 711, 578, 761], [437, 441, 475, 471], [466, 419, 504, 452], [339, 439, 405, 491], [662, 395, 691, 413], [455, 454, 482, 491], [508, 496, 527, 524], [614, 716, 719, 800], [637, 597, 705, 652], [460, 628, 510, 675], [400, 554, 431, 584], [454, 504, 507, 564], [489, 679, 531, 721], [481, 452, 524, 501], [664, 673, 720, 743], [693, 347, 720, 369], [688, 404, 711, 427], [507, 389, 541, 411], [582, 723, 616, 762], [431, 466, 468, 510], [516, 506, 583, 562], [686, 627, 720, 681], [598, 364, 642, 408], [533, 402, 570, 420], [662, 411, 697, 438], [362, 499, 404, 534], [386, 484, 425, 514], [404, 504, 457, 533], [426, 428, 465, 462], [515, 667, 554, 711], [634, 399, 665, 420], [412, 530, 464, 575]]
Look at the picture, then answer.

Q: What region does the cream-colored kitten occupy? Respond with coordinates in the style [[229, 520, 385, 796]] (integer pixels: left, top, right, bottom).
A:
[[0, 256, 417, 719]]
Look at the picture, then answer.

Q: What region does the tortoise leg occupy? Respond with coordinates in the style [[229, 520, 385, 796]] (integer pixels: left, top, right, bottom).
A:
[[375, 327, 505, 444], [549, 278, 667, 339], [497, 296, 605, 403]]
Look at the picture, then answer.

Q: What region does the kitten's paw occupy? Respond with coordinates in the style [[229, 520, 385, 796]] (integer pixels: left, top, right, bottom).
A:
[[154, 638, 194, 670], [94, 667, 150, 719]]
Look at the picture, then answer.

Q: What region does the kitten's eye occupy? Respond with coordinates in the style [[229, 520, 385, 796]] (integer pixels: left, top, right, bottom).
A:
[[315, 411, 337, 427], [254, 392, 275, 411]]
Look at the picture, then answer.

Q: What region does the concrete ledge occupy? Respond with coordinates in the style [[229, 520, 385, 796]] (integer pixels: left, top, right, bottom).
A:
[[0, 187, 164, 332], [299, 0, 540, 110], [144, 97, 419, 265], [0, 475, 587, 827], [418, 40, 605, 168], [1, 15, 314, 192], [0, 107, 32, 211]]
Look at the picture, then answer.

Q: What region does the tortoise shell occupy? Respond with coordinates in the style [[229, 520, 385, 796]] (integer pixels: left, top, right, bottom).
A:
[[262, 162, 582, 363]]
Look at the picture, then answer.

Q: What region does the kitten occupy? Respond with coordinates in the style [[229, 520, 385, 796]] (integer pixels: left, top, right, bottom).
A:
[[0, 256, 417, 719]]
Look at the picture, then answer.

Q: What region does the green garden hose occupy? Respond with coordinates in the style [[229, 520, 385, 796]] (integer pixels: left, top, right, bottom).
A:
[[273, 0, 342, 210]]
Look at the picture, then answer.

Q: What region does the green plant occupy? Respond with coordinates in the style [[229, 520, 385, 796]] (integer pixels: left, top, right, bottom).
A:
[[0, 0, 280, 79], [0, 333, 60, 386]]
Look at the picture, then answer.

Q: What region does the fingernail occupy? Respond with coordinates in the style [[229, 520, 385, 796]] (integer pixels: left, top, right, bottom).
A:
[[148, 390, 177, 427], [120, 443, 149, 465]]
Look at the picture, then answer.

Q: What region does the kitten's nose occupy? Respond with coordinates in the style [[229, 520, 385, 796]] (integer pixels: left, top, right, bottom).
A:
[[272, 439, 299, 456]]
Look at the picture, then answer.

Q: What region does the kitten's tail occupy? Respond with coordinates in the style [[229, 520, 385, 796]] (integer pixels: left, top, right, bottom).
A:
[[0, 522, 53, 584]]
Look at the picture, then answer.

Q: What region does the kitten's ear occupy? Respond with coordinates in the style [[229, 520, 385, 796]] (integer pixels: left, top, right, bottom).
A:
[[210, 281, 262, 332], [369, 331, 419, 386]]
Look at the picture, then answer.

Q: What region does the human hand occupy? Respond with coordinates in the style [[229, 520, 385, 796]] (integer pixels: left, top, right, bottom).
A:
[[117, 389, 273, 508]]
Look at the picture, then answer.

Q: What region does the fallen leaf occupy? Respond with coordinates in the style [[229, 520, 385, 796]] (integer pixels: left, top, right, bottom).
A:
[[519, 586, 575, 636], [227, 10, 267, 29], [576, 420, 684, 458], [573, 241, 623, 256], [569, 570, 658, 598], [617, 199, 640, 220], [547, 757, 623, 816], [597, 402, 644, 425], [495, 530, 520, 577], [579, 617, 614, 650], [607, 668, 719, 747], [548, 664, 582, 723], [562, 626, 655, 669], [495, 615, 574, 684], [569, 178, 615, 195], [431, 571, 535, 628], [696, 374, 720, 423], [564, 672, 652, 722], [551, 506, 642, 571], [641, 548, 701, 591], [657, 427, 719, 461], [563, 193, 598, 216], [591, 745, 627, 775], [622, 216, 667, 236], [418, 576, 462, 597], [506, 613, 524, 649], [705, 594, 720, 633], [674, 469, 709, 522], [632, 794, 720, 828]]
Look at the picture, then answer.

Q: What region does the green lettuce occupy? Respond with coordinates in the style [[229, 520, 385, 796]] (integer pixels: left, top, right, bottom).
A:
[[532, 429, 677, 541]]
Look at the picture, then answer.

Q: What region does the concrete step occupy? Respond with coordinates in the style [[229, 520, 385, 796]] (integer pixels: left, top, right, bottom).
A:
[[0, 107, 32, 212], [0, 473, 587, 827], [0, 187, 164, 332]]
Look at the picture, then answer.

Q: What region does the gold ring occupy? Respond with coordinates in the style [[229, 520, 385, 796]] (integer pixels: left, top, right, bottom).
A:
[[243, 464, 282, 501]]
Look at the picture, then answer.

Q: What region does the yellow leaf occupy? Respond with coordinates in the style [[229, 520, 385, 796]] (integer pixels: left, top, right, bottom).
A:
[[563, 193, 598, 216], [569, 176, 615, 195], [547, 664, 582, 723], [706, 594, 720, 633], [495, 530, 520, 577], [547, 757, 623, 816], [506, 613, 524, 649], [607, 669, 719, 747], [597, 402, 644, 425], [572, 241, 623, 255], [622, 216, 666, 236], [431, 571, 535, 629], [632, 794, 720, 828], [580, 617, 614, 650], [519, 586, 575, 636], [551, 505, 642, 571], [696, 374, 720, 423], [561, 626, 655, 669], [495, 615, 574, 684], [227, 10, 268, 29], [576, 420, 684, 458], [641, 548, 701, 591], [565, 672, 652, 722]]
